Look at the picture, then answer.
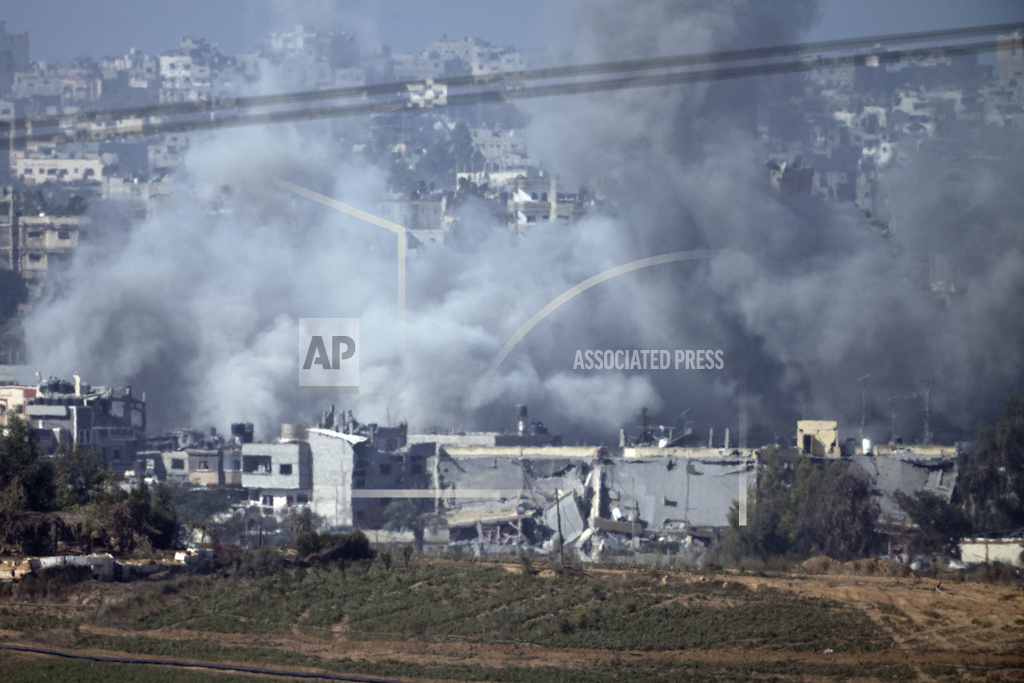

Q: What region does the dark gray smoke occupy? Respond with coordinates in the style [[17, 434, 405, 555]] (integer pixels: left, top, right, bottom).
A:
[[517, 0, 1024, 444], [23, 1, 1024, 445]]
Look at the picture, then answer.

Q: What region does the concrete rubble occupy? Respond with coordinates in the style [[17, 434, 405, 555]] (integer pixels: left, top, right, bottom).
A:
[[0, 549, 215, 586]]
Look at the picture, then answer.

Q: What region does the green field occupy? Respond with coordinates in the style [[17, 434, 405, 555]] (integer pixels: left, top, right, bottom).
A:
[[87, 560, 887, 653], [6, 556, 1015, 682]]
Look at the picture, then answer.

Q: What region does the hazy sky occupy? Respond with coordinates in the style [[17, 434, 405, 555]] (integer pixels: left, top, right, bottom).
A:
[[2, 1, 1022, 64]]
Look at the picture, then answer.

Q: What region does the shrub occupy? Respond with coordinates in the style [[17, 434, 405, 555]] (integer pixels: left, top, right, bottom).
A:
[[295, 530, 323, 557], [306, 530, 375, 566], [238, 547, 285, 578]]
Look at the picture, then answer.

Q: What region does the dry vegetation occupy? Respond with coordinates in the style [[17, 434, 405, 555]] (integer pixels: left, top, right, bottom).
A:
[[1, 554, 1023, 681]]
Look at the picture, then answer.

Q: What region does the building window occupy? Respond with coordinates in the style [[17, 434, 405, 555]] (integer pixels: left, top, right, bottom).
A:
[[279, 464, 293, 475], [171, 458, 185, 470], [297, 495, 308, 504], [58, 230, 70, 240], [379, 463, 391, 475], [261, 495, 273, 506], [199, 460, 208, 471], [113, 449, 120, 461]]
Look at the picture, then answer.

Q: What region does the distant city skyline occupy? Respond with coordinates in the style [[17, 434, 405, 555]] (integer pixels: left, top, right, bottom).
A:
[[2, 1, 1022, 65]]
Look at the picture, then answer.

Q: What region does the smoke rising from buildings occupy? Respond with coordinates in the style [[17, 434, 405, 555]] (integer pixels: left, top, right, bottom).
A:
[[21, 0, 1024, 444]]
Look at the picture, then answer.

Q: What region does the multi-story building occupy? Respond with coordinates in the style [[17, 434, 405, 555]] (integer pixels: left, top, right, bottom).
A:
[[0, 21, 30, 96], [22, 373, 146, 471], [242, 426, 313, 513], [11, 150, 105, 185], [15, 214, 88, 297], [0, 185, 14, 269], [159, 51, 212, 103], [0, 381, 36, 426], [12, 63, 61, 98], [506, 176, 584, 230], [57, 64, 103, 105]]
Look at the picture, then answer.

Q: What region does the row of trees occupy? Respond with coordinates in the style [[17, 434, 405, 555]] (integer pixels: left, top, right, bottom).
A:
[[724, 451, 879, 562], [0, 415, 176, 555], [725, 395, 1024, 563]]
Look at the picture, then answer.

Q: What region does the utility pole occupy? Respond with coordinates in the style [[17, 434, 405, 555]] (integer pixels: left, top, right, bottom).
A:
[[555, 489, 564, 568], [922, 382, 933, 445], [631, 476, 637, 551]]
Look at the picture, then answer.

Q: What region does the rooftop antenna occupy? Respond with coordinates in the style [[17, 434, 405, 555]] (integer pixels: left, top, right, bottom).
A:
[[858, 373, 872, 440], [885, 392, 917, 444], [738, 387, 748, 449], [636, 406, 654, 445]]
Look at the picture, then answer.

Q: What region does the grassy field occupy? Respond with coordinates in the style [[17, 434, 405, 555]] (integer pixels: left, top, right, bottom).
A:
[[89, 560, 887, 652], [0, 646, 920, 683], [1, 555, 1022, 681]]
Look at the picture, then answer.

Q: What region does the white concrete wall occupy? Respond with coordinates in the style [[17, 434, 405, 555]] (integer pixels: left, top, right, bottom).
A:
[[959, 539, 1024, 567]]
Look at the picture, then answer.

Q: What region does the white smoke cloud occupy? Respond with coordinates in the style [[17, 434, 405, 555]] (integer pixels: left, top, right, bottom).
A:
[[22, 0, 1024, 445]]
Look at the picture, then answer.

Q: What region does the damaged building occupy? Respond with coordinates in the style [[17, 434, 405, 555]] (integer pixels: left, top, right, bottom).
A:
[[61, 392, 960, 562], [428, 441, 757, 559], [309, 407, 434, 529], [242, 425, 313, 512], [506, 176, 585, 231], [20, 373, 145, 471], [137, 426, 243, 487], [431, 445, 595, 553], [850, 445, 958, 528]]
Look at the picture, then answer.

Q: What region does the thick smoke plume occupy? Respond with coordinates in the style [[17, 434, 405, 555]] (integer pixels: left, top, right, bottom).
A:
[[23, 0, 1024, 445]]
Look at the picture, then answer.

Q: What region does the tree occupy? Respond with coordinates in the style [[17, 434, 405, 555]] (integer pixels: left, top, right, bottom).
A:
[[82, 480, 177, 554], [792, 459, 879, 560], [726, 450, 879, 562], [958, 396, 1024, 533], [53, 443, 113, 509], [450, 121, 476, 170], [0, 417, 176, 554], [286, 507, 325, 555], [725, 448, 794, 558], [0, 416, 56, 527], [0, 271, 28, 319], [893, 490, 973, 557], [383, 498, 446, 554], [65, 195, 89, 216]]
